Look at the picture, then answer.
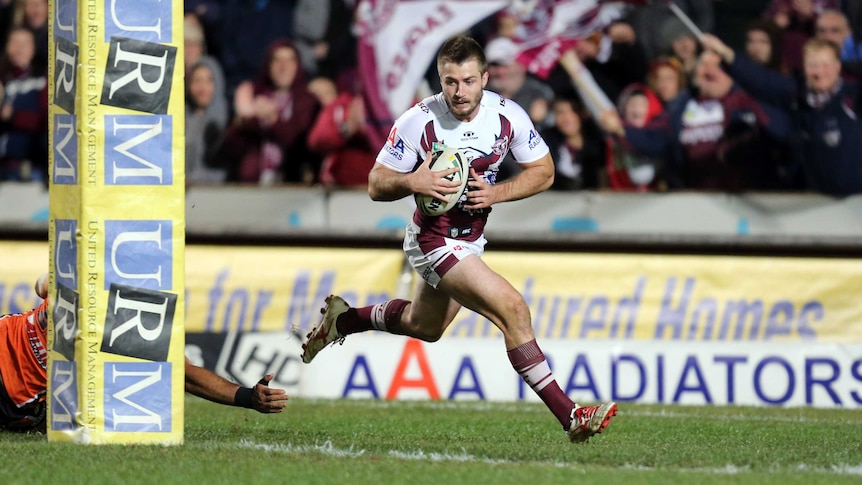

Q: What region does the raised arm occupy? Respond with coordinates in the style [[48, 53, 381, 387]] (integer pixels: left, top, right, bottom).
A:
[[700, 34, 798, 107]]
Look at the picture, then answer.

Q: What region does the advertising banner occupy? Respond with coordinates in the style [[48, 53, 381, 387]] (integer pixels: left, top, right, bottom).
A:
[[46, 0, 185, 444], [297, 334, 862, 408], [5, 243, 861, 343]]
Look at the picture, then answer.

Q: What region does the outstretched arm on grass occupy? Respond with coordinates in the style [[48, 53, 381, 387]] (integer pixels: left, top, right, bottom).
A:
[[184, 358, 289, 413]]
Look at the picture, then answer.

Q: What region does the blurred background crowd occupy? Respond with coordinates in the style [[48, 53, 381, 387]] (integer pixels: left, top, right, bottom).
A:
[[1, 0, 861, 198]]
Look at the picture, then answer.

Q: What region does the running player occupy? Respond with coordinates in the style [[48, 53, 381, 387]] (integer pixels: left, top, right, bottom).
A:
[[1, 274, 289, 432], [302, 35, 617, 443]]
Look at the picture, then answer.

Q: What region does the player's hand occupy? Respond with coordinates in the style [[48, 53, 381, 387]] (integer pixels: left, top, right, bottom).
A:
[[251, 373, 289, 414], [463, 168, 496, 210], [412, 150, 462, 203]]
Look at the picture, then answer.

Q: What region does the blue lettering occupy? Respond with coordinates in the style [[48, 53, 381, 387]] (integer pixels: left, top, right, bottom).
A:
[[690, 298, 717, 340], [612, 354, 645, 401], [205, 270, 227, 332], [805, 358, 841, 405], [558, 297, 582, 338], [714, 355, 747, 403], [657, 354, 665, 403], [673, 356, 712, 403], [223, 289, 249, 332], [579, 297, 608, 339], [286, 271, 335, 335], [343, 355, 379, 398], [9, 283, 34, 314], [251, 289, 273, 332], [719, 299, 763, 341], [537, 295, 561, 339], [448, 357, 484, 399], [448, 311, 480, 337], [764, 301, 794, 340], [611, 277, 645, 339], [754, 356, 795, 405], [851, 359, 862, 405], [797, 302, 822, 340], [655, 277, 694, 339], [564, 354, 600, 400]]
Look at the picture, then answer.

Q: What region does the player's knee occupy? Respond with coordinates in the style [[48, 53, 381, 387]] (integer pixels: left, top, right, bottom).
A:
[[410, 325, 444, 342]]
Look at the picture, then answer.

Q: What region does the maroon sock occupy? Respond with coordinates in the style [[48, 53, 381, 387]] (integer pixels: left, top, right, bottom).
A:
[[507, 339, 575, 429], [336, 299, 409, 336]]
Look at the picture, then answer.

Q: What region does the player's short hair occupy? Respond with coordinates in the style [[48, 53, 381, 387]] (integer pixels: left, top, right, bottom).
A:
[[437, 35, 487, 75], [803, 37, 842, 61]]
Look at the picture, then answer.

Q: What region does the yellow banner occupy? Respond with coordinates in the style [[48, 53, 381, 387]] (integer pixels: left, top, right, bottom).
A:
[[47, 0, 185, 444], [6, 241, 860, 343], [466, 252, 862, 343]]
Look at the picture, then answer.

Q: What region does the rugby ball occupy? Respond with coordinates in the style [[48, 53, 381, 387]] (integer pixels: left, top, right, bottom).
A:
[[415, 146, 469, 216]]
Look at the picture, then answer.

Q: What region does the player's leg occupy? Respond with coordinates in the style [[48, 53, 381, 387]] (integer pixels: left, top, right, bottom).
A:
[[438, 256, 617, 443]]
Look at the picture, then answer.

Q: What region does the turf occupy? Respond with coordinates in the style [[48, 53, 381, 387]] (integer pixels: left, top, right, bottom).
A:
[[2, 398, 860, 485]]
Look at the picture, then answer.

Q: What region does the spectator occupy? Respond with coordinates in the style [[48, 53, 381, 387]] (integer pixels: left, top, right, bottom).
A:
[[647, 57, 688, 104], [539, 96, 606, 190], [184, 14, 227, 128], [0, 26, 46, 182], [815, 9, 852, 49], [626, 0, 713, 60], [313, 0, 360, 84], [608, 83, 665, 190], [12, 0, 46, 69], [767, 0, 838, 72], [185, 62, 228, 185], [598, 50, 793, 192], [307, 76, 376, 188], [220, 40, 320, 185], [217, 0, 296, 98], [704, 34, 862, 196], [661, 20, 700, 84], [566, 22, 648, 106], [485, 36, 554, 128], [745, 19, 785, 72]]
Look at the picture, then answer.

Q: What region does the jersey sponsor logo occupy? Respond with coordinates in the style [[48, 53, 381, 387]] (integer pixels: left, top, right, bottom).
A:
[[105, 220, 173, 290], [104, 361, 172, 432], [461, 130, 478, 141], [418, 102, 429, 114], [386, 127, 405, 160], [528, 129, 543, 150], [101, 283, 177, 362], [100, 37, 177, 115], [104, 114, 173, 185]]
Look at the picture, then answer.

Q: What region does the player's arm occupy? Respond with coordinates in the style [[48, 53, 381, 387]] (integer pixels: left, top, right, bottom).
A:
[[183, 358, 288, 414], [464, 152, 554, 210], [368, 154, 460, 202]]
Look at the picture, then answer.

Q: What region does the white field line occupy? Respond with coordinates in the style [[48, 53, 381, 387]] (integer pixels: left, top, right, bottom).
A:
[[232, 439, 862, 476], [301, 398, 862, 425]]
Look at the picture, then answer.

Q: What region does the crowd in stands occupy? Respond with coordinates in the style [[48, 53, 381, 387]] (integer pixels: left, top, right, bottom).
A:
[[0, 0, 861, 198]]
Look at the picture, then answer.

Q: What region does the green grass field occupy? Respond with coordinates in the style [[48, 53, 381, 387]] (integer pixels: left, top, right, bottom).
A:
[[2, 398, 861, 485]]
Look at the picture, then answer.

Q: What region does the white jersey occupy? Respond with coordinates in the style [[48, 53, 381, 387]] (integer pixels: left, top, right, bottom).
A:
[[376, 90, 550, 241]]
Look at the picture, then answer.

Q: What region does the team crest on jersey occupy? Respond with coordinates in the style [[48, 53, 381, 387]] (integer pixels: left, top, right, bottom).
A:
[[492, 135, 510, 156]]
